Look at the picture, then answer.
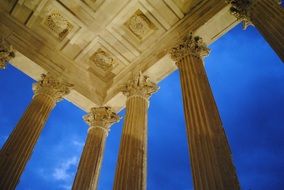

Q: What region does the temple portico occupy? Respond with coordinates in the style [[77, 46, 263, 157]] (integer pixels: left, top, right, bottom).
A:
[[0, 0, 283, 189]]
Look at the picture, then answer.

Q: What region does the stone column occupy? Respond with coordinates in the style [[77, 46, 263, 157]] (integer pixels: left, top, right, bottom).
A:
[[113, 73, 158, 190], [227, 0, 284, 62], [0, 38, 15, 70], [170, 34, 240, 190], [72, 107, 120, 190], [0, 74, 71, 190]]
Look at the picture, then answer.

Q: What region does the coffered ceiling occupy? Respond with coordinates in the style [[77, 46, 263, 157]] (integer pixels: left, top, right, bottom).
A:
[[0, 0, 238, 112]]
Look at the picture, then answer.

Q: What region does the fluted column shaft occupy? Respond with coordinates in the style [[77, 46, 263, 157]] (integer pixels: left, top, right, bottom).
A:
[[114, 96, 148, 190], [72, 128, 108, 190], [0, 94, 55, 189], [170, 35, 239, 190], [113, 73, 158, 190], [228, 0, 284, 62], [0, 74, 71, 190], [179, 55, 239, 190], [249, 1, 283, 61], [72, 107, 119, 190]]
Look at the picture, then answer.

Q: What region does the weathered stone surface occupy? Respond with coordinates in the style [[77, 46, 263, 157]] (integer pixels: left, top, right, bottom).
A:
[[170, 35, 240, 190], [113, 73, 158, 190]]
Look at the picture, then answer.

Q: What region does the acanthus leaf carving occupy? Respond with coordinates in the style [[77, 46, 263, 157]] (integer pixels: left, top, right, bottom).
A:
[[84, 107, 120, 134], [120, 72, 159, 99], [226, 0, 253, 29], [227, 0, 282, 29], [0, 38, 15, 70], [169, 33, 210, 63], [32, 74, 73, 102]]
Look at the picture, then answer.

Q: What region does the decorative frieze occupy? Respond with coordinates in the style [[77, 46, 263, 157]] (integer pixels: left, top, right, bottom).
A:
[[0, 38, 15, 70], [169, 33, 210, 63], [32, 74, 72, 102], [84, 107, 120, 134], [120, 72, 159, 99]]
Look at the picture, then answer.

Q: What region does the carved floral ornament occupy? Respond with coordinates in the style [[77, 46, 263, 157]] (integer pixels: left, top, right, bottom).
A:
[[84, 107, 120, 133], [32, 74, 73, 102], [120, 72, 159, 99], [90, 48, 114, 71], [169, 33, 210, 62], [0, 38, 15, 70], [125, 10, 155, 39], [44, 10, 73, 40]]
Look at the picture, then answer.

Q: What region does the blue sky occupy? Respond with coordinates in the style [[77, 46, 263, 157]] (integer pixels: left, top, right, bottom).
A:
[[0, 24, 284, 190]]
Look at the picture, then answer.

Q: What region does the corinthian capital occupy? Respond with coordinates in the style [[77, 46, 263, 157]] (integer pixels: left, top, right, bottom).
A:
[[32, 74, 72, 102], [227, 0, 282, 29], [169, 33, 210, 63], [84, 107, 120, 134], [226, 0, 253, 29], [0, 38, 15, 70], [120, 72, 159, 99]]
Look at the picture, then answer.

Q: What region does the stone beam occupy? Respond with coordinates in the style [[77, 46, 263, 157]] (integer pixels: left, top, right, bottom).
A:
[[105, 1, 239, 112], [0, 9, 106, 110]]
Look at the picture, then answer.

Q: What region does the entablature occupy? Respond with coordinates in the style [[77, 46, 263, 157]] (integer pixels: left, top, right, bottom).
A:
[[0, 0, 238, 112]]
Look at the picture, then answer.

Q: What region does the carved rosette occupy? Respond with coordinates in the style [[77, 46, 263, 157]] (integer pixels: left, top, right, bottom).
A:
[[90, 48, 114, 71], [170, 34, 210, 63], [32, 74, 72, 102], [120, 72, 159, 100], [84, 107, 120, 134], [126, 10, 154, 39], [44, 10, 73, 40], [0, 38, 15, 69]]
